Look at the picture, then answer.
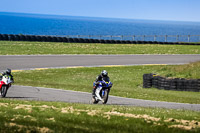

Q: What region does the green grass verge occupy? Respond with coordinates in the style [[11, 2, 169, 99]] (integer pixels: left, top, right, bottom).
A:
[[0, 98, 200, 133], [13, 62, 200, 104], [0, 41, 200, 55]]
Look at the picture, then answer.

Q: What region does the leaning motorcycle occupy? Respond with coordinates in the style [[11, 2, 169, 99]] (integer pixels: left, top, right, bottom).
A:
[[0, 75, 12, 97], [92, 77, 113, 104]]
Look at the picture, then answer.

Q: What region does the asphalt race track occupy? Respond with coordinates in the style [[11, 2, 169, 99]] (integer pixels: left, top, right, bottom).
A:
[[0, 54, 200, 71], [7, 85, 200, 111], [1, 54, 200, 111]]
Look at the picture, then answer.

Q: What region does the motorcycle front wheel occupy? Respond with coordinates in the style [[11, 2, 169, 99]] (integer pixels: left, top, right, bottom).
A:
[[102, 89, 109, 104], [1, 86, 8, 98]]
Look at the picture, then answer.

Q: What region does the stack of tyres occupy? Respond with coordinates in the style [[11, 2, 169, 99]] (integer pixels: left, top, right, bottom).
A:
[[126, 40, 132, 44], [51, 36, 58, 42], [115, 40, 121, 44], [35, 36, 41, 42], [105, 40, 111, 44], [121, 40, 127, 44], [110, 40, 115, 44], [169, 78, 177, 90], [84, 39, 90, 43], [77, 38, 84, 43], [24, 35, 32, 41], [131, 41, 137, 44], [94, 39, 100, 43], [19, 35, 26, 41], [176, 78, 185, 91], [88, 39, 95, 43], [148, 41, 153, 44], [46, 36, 52, 42], [29, 35, 37, 41], [2, 34, 9, 41], [158, 76, 165, 89], [72, 38, 79, 43], [67, 38, 73, 43], [143, 73, 200, 92], [184, 79, 191, 91], [14, 35, 20, 41], [99, 39, 105, 43], [62, 37, 68, 43], [9, 34, 15, 41], [0, 34, 3, 40], [40, 36, 47, 42], [136, 41, 142, 44], [56, 37, 63, 42], [152, 75, 159, 88], [198, 79, 200, 92], [186, 79, 199, 92], [143, 73, 155, 88], [163, 78, 171, 90]]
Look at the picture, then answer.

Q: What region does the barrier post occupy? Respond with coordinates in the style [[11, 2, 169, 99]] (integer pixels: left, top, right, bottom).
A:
[[176, 35, 179, 42], [188, 35, 190, 42], [154, 35, 157, 41], [143, 35, 145, 41], [132, 35, 135, 41], [165, 35, 168, 42]]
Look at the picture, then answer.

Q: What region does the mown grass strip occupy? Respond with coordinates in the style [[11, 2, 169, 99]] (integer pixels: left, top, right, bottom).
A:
[[0, 98, 200, 133], [0, 41, 200, 55], [13, 62, 200, 104]]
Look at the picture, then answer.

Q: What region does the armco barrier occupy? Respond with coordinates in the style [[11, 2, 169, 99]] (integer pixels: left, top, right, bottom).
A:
[[0, 34, 200, 45], [143, 74, 200, 92]]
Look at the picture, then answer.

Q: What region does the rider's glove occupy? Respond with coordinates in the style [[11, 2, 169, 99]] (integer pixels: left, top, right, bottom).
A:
[[95, 81, 99, 85]]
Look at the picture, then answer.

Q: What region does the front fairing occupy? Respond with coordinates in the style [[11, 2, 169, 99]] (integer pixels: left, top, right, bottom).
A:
[[2, 75, 12, 84], [94, 81, 112, 89]]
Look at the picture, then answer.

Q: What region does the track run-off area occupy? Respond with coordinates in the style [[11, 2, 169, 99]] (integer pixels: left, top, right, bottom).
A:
[[1, 54, 200, 111]]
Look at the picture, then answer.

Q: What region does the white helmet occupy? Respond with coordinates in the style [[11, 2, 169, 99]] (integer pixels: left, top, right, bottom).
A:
[[101, 70, 108, 77]]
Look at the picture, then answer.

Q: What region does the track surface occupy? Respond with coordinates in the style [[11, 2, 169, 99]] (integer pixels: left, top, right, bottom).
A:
[[7, 85, 200, 111], [1, 54, 200, 111], [1, 54, 200, 71]]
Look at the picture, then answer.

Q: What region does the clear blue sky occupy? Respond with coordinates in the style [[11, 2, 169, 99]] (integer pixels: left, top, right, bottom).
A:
[[0, 0, 200, 22]]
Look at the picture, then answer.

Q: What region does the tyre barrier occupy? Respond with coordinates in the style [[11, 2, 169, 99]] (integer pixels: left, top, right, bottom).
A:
[[0, 34, 200, 45], [143, 73, 200, 92]]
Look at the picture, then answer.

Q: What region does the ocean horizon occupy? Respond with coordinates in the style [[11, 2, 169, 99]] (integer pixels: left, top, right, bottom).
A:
[[0, 12, 200, 42]]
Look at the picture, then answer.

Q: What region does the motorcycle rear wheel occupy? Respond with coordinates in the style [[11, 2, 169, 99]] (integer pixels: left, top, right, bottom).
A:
[[1, 86, 8, 98]]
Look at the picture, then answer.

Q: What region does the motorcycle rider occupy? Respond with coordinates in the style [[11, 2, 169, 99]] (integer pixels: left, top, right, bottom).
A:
[[0, 69, 14, 83], [92, 70, 110, 101]]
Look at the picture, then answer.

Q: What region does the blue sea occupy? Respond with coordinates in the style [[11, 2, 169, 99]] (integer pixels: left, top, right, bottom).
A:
[[1, 12, 200, 42]]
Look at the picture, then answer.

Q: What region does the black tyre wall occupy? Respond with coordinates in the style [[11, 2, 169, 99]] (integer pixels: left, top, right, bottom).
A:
[[143, 73, 200, 92]]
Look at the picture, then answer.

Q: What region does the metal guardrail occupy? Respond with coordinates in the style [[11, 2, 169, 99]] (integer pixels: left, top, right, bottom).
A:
[[58, 35, 200, 42]]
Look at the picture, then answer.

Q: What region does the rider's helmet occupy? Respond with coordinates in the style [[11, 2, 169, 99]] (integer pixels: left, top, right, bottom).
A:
[[101, 70, 108, 77], [6, 68, 11, 75]]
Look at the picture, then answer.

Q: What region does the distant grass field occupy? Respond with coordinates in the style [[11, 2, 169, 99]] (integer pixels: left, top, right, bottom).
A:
[[13, 62, 200, 104], [0, 98, 200, 133], [0, 41, 200, 55]]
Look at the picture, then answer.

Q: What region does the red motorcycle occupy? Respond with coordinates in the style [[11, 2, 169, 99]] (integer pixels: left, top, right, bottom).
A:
[[0, 74, 12, 97]]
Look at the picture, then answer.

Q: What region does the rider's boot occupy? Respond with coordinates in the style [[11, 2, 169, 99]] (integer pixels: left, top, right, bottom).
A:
[[92, 88, 96, 98]]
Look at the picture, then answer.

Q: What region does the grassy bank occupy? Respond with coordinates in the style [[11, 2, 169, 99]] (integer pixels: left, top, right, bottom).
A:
[[0, 98, 200, 133], [0, 41, 200, 55], [13, 62, 200, 104]]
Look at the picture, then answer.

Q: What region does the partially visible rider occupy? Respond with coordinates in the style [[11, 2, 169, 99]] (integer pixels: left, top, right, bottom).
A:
[[92, 70, 110, 101], [0, 69, 14, 83]]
